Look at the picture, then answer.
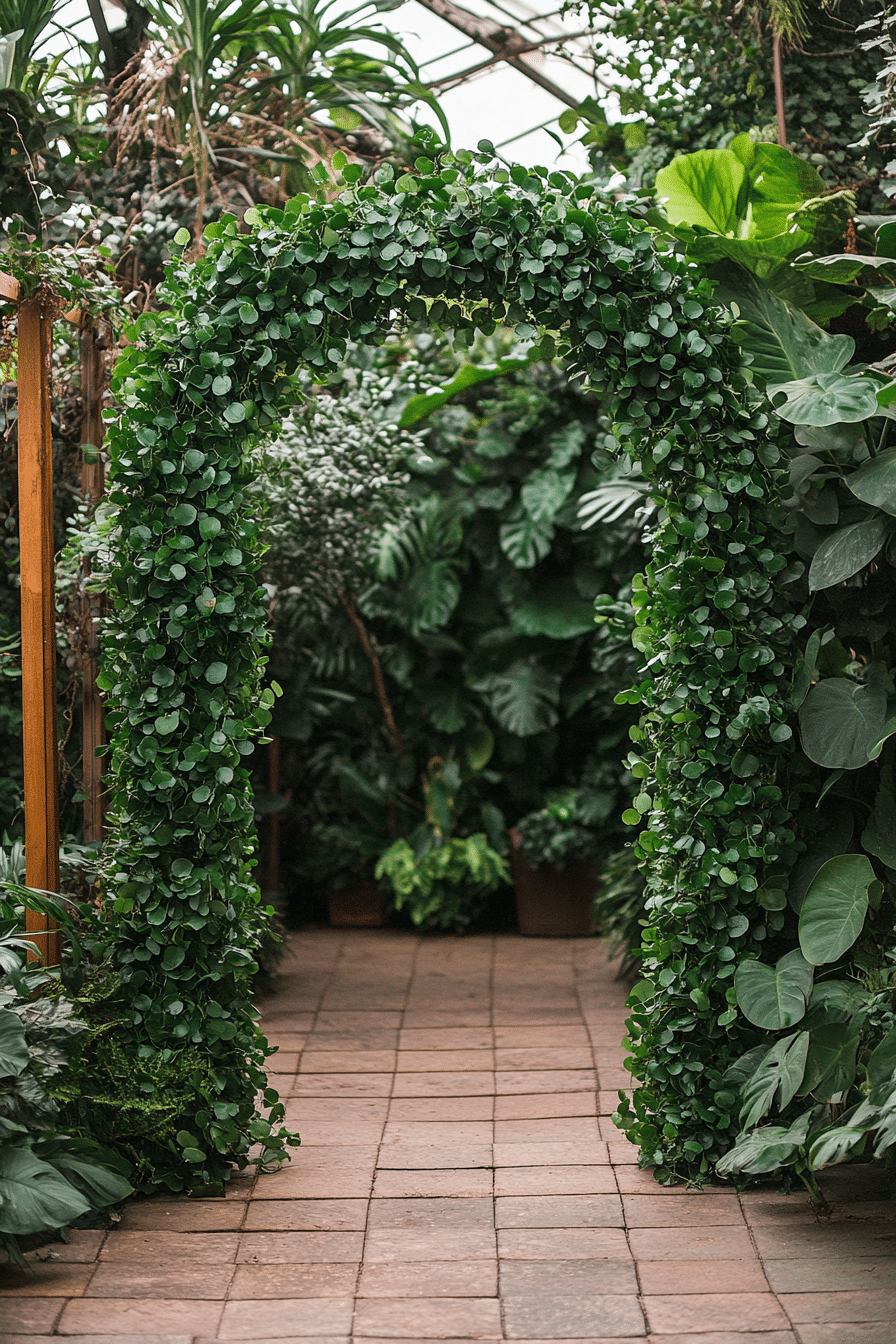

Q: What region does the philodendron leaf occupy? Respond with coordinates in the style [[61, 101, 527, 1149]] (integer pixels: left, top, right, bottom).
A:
[[798, 853, 875, 965], [847, 447, 896, 516], [808, 515, 890, 592], [862, 778, 896, 870], [769, 370, 880, 426], [0, 1007, 28, 1078], [714, 270, 855, 387], [867, 1025, 896, 1102], [734, 948, 814, 1029], [798, 670, 889, 768], [800, 1022, 860, 1099], [0, 1148, 92, 1236], [397, 355, 536, 428]]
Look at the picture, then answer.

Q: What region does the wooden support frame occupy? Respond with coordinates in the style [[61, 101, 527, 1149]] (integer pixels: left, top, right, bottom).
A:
[[15, 284, 62, 965], [0, 271, 99, 965]]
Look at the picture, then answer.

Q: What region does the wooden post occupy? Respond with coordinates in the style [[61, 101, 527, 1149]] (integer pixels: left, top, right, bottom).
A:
[[18, 290, 61, 964], [80, 323, 106, 844]]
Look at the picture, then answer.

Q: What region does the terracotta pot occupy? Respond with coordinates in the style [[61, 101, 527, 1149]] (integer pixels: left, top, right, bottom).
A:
[[328, 882, 387, 928], [510, 831, 597, 937]]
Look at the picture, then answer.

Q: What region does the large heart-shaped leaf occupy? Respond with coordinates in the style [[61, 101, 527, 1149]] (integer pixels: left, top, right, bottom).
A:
[[716, 272, 855, 388], [862, 778, 896, 870], [847, 447, 896, 515], [511, 583, 596, 639], [656, 137, 822, 254], [769, 370, 880, 426], [734, 949, 814, 1029], [0, 1007, 28, 1078], [0, 1148, 92, 1236], [798, 672, 889, 769], [656, 146, 748, 235], [799, 853, 875, 965], [808, 515, 890, 592]]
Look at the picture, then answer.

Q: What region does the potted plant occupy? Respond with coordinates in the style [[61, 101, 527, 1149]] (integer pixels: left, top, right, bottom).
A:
[[375, 751, 510, 933], [511, 789, 601, 936]]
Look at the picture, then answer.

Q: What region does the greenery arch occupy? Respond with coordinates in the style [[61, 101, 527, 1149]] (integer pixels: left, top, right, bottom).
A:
[[91, 145, 800, 1188]]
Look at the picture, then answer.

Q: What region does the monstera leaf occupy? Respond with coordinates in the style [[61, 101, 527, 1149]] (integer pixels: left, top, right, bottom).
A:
[[475, 660, 561, 736], [738, 1031, 811, 1130]]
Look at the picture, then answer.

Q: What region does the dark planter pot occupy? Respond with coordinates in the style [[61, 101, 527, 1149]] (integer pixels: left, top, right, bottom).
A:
[[328, 882, 387, 928], [510, 832, 597, 937]]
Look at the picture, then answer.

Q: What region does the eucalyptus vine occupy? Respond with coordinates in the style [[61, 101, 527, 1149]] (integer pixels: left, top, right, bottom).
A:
[[89, 141, 803, 1184]]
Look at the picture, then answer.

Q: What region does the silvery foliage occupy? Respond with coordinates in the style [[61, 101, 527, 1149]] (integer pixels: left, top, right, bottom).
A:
[[259, 367, 420, 612]]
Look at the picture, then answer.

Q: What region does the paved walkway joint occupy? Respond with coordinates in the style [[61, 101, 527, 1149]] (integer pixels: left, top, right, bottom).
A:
[[2, 930, 894, 1343]]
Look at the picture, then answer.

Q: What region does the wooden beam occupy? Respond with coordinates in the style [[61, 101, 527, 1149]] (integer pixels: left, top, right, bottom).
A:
[[80, 324, 106, 845], [18, 292, 61, 965], [0, 271, 21, 303]]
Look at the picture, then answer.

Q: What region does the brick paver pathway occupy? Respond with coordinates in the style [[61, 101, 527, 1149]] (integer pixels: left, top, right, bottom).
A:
[[2, 929, 894, 1342]]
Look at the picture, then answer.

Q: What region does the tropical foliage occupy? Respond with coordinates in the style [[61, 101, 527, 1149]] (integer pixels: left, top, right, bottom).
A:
[[261, 333, 644, 913], [0, 886, 131, 1268]]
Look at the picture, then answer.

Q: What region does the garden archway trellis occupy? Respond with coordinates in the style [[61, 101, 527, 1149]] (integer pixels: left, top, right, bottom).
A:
[[94, 148, 801, 1186]]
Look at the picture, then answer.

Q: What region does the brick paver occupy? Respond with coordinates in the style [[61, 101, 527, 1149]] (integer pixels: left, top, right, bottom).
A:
[[2, 928, 894, 1343]]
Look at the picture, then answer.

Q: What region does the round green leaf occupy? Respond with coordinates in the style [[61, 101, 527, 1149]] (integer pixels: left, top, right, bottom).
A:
[[799, 853, 875, 965], [172, 503, 197, 526], [204, 662, 228, 685]]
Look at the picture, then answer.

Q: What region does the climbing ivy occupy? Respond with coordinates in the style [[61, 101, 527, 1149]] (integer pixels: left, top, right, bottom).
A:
[[88, 140, 805, 1185]]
